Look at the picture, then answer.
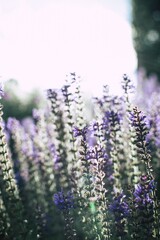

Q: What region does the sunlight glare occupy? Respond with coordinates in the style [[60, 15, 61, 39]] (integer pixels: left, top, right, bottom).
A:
[[0, 1, 137, 97]]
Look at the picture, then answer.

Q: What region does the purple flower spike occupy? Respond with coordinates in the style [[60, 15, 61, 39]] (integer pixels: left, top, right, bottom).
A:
[[7, 117, 20, 132], [53, 190, 74, 211], [133, 175, 155, 205], [109, 193, 130, 221], [73, 126, 88, 140]]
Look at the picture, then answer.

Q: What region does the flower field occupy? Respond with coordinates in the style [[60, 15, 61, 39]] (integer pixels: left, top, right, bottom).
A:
[[0, 73, 160, 239]]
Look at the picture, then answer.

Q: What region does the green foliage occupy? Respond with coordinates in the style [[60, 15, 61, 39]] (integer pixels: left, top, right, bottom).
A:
[[131, 0, 160, 79], [1, 79, 44, 121]]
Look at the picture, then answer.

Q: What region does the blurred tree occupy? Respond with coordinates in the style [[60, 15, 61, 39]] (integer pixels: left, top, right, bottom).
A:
[[1, 79, 45, 121], [131, 0, 160, 80]]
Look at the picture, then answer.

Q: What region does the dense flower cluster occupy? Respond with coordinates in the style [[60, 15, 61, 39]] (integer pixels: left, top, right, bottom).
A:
[[133, 175, 155, 205], [53, 190, 75, 211], [0, 73, 160, 240], [109, 193, 130, 221], [73, 126, 88, 139]]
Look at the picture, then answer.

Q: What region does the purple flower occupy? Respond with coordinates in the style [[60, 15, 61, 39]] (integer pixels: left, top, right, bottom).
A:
[[93, 97, 103, 108], [21, 117, 35, 135], [91, 121, 100, 132], [121, 74, 135, 93], [103, 110, 122, 128], [154, 115, 160, 147], [53, 190, 74, 211], [53, 154, 61, 170], [32, 109, 42, 121], [109, 193, 130, 221], [73, 126, 88, 139], [129, 111, 147, 128], [131, 176, 155, 238], [7, 117, 19, 132], [133, 176, 154, 205]]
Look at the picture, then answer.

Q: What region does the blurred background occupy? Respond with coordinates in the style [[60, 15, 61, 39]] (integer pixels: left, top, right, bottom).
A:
[[0, 0, 160, 120]]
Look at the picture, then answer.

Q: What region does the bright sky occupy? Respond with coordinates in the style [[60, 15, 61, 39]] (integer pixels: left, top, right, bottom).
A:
[[0, 0, 137, 97]]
